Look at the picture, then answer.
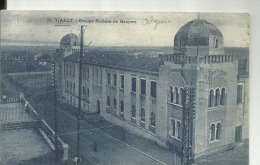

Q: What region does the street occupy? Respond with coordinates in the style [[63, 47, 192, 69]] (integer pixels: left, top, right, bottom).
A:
[[43, 107, 179, 165]]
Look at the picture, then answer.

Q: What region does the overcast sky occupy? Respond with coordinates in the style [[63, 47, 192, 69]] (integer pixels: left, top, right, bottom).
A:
[[1, 11, 249, 47]]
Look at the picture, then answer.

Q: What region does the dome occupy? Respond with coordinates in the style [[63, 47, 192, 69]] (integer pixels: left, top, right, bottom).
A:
[[174, 19, 223, 47], [60, 33, 80, 48]]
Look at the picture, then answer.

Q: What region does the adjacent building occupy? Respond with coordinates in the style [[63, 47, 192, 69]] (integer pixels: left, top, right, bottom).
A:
[[57, 18, 249, 160]]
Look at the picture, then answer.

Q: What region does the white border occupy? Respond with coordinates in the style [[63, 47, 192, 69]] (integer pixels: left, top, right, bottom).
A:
[[6, 1, 260, 164]]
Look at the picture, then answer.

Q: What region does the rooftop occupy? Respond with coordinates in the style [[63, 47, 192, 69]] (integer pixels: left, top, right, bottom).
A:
[[65, 51, 160, 73], [0, 129, 54, 165]]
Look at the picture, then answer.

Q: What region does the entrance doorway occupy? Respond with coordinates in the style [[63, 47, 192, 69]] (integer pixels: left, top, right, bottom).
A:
[[97, 100, 100, 114]]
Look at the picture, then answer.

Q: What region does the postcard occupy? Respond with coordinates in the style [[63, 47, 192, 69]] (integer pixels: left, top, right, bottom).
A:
[[0, 11, 249, 165]]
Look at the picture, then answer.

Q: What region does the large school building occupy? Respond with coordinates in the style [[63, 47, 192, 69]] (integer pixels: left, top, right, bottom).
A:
[[56, 18, 249, 159]]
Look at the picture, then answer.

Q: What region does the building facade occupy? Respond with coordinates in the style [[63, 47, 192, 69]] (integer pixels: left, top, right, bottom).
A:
[[57, 19, 249, 159]]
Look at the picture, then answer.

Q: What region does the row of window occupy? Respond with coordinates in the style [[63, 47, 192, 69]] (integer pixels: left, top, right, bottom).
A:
[[66, 81, 76, 94], [65, 63, 157, 98], [106, 96, 156, 126], [169, 119, 181, 140], [82, 87, 89, 98], [208, 88, 226, 107], [210, 122, 221, 142], [107, 72, 124, 89], [108, 98, 125, 114], [169, 86, 184, 105], [168, 120, 222, 142], [65, 63, 76, 76], [131, 105, 155, 126], [131, 78, 157, 98]]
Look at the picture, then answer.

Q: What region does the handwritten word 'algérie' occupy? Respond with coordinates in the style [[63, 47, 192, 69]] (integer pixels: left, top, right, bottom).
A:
[[142, 16, 171, 30]]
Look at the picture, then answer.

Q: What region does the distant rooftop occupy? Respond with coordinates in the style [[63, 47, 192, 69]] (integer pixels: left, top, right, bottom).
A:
[[64, 51, 160, 73]]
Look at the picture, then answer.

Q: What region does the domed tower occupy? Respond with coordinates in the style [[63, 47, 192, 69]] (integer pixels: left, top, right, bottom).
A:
[[173, 19, 224, 56], [60, 33, 80, 49], [59, 33, 80, 57], [158, 18, 238, 161]]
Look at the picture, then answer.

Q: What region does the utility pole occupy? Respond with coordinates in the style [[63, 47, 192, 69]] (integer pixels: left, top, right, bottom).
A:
[[76, 25, 84, 165]]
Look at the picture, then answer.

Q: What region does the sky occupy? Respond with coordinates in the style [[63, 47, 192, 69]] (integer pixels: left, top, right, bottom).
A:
[[1, 11, 249, 47]]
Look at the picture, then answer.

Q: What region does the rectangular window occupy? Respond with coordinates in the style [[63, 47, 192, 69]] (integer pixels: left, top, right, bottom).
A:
[[92, 69, 95, 81], [120, 75, 124, 89], [96, 70, 99, 83], [73, 64, 75, 75], [87, 68, 89, 79], [141, 79, 146, 95], [69, 64, 72, 75], [237, 84, 244, 103], [113, 74, 117, 86], [107, 72, 111, 85], [73, 82, 75, 93], [82, 68, 86, 77], [66, 64, 68, 75], [132, 77, 136, 92], [151, 81, 157, 98], [100, 71, 103, 84]]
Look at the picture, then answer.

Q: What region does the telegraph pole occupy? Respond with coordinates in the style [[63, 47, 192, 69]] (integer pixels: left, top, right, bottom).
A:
[[52, 62, 59, 164], [181, 87, 196, 165], [76, 25, 84, 165]]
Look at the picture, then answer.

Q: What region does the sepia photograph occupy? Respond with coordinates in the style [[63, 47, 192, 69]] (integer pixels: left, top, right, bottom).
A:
[[0, 11, 249, 165]]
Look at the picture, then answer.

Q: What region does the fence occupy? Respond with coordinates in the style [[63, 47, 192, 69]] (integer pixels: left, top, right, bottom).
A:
[[0, 104, 32, 123], [7, 71, 52, 76], [0, 97, 20, 104]]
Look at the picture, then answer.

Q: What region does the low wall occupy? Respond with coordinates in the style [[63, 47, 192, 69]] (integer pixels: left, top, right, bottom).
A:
[[40, 119, 69, 163], [20, 98, 69, 163]]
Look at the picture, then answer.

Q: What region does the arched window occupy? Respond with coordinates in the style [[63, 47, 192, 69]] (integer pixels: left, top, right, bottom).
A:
[[215, 88, 220, 106], [150, 112, 155, 126], [179, 88, 183, 105], [177, 121, 181, 139], [170, 86, 173, 103], [113, 98, 117, 109], [107, 96, 110, 106], [214, 38, 219, 48], [131, 105, 136, 118], [174, 87, 179, 104], [216, 123, 221, 140], [73, 83, 75, 93], [220, 88, 226, 105], [120, 100, 124, 113], [210, 124, 215, 141], [172, 119, 176, 137], [66, 81, 69, 90], [209, 89, 214, 107], [141, 108, 145, 122]]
